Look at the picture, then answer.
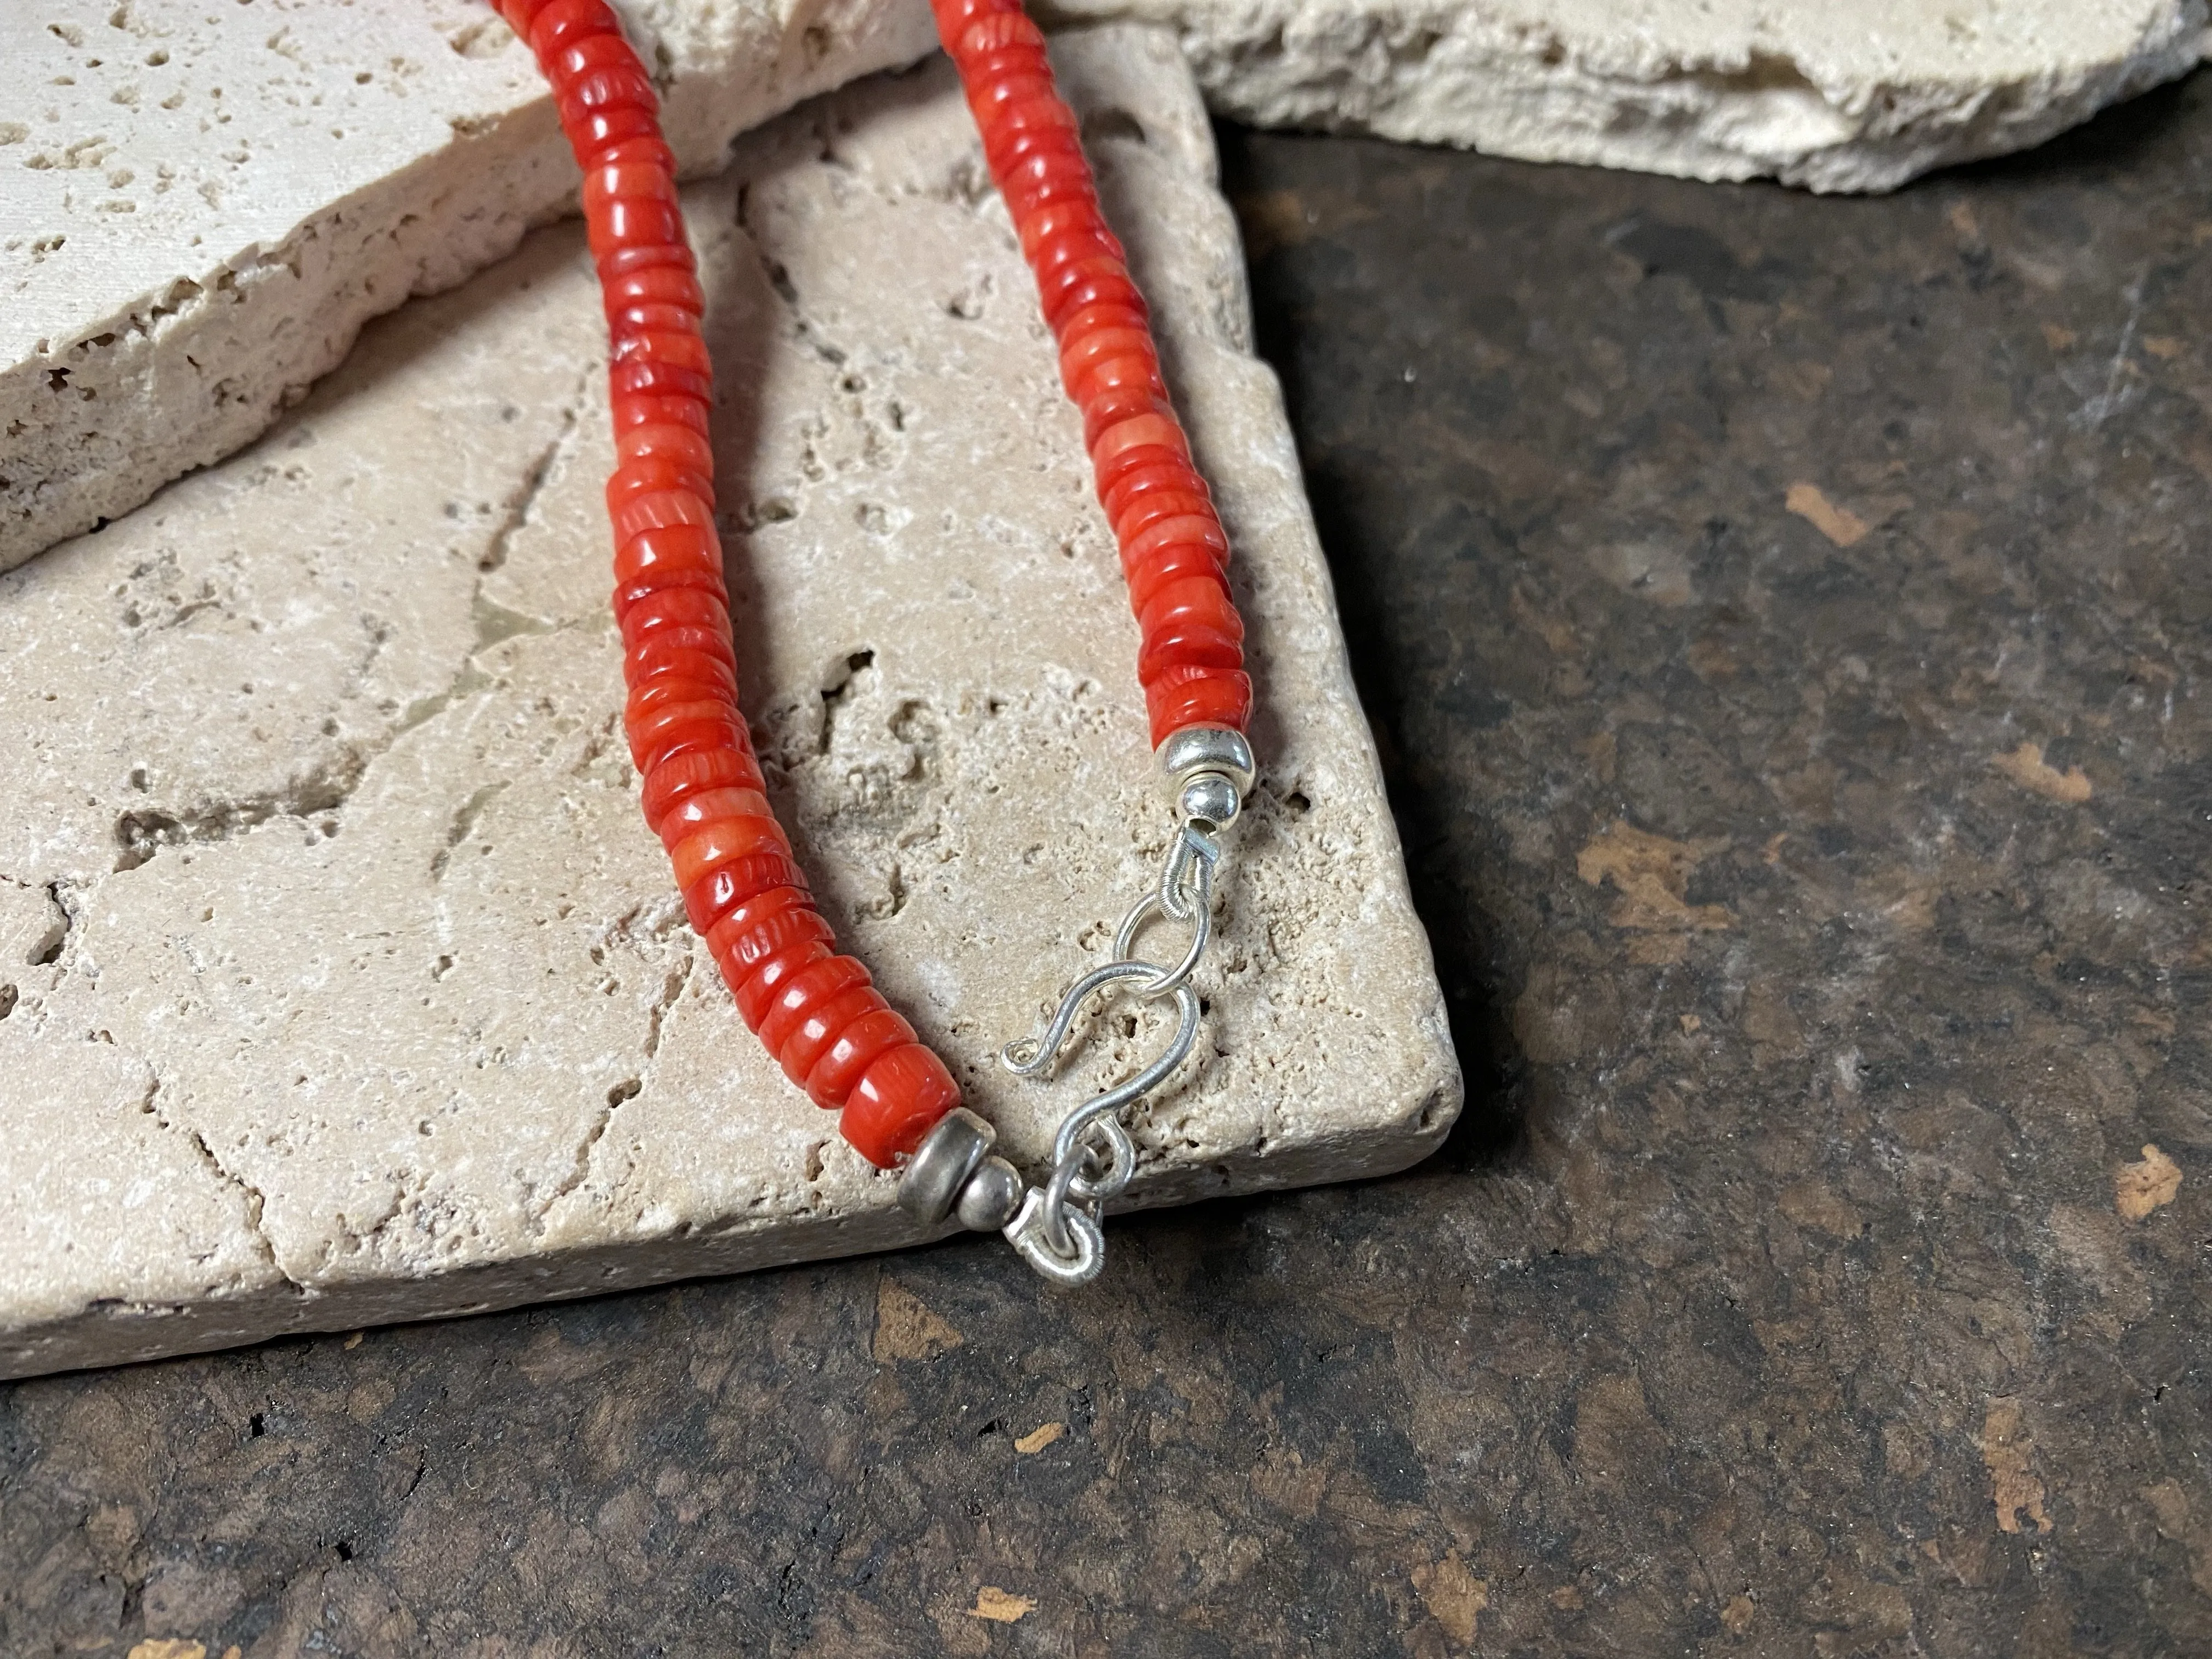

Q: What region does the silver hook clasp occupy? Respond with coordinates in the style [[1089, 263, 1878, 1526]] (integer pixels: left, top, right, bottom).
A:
[[893, 726, 1255, 1285], [995, 821, 1220, 1285]]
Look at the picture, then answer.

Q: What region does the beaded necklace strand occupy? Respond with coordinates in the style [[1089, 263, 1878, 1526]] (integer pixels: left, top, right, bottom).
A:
[[492, 0, 1255, 1282]]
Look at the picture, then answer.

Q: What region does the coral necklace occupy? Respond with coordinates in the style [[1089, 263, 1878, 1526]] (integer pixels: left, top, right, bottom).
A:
[[492, 0, 1254, 1282]]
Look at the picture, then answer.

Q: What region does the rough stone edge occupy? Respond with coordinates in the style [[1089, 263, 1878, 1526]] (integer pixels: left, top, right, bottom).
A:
[[0, 0, 941, 576], [1, 1057, 1453, 1381], [1043, 0, 2209, 194], [0, 24, 1461, 1380]]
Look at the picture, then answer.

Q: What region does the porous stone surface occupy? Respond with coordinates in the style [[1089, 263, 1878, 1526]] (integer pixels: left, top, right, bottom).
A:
[[0, 0, 943, 571], [0, 29, 1458, 1380], [1048, 0, 2207, 194], [6, 1, 2204, 582]]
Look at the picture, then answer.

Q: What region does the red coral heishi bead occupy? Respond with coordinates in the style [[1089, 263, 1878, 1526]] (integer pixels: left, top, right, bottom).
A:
[[841, 1045, 963, 1168], [612, 331, 712, 374], [593, 134, 678, 172], [627, 704, 751, 774], [653, 787, 774, 849], [549, 32, 636, 88], [606, 455, 715, 512], [668, 815, 792, 890], [526, 0, 613, 55], [557, 65, 658, 126], [621, 610, 735, 663], [777, 984, 888, 1088], [610, 488, 713, 542], [613, 522, 721, 588], [609, 358, 712, 401], [706, 888, 834, 975], [756, 956, 873, 1055], [639, 748, 763, 831], [626, 651, 737, 705], [580, 161, 676, 213], [805, 1007, 918, 1108], [603, 267, 706, 317]]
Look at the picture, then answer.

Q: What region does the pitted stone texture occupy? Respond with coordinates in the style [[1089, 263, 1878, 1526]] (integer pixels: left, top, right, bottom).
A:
[[6, 2, 2205, 581], [1049, 0, 2205, 194], [0, 0, 942, 572], [0, 29, 1459, 1379]]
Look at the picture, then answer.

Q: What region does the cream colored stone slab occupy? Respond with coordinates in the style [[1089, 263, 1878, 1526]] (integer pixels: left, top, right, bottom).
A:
[[6, 0, 2203, 580], [0, 28, 1459, 1379], [1051, 0, 2204, 194], [1, 0, 943, 572]]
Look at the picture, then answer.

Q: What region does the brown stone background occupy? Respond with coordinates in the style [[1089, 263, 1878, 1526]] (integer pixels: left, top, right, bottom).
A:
[[5, 65, 2211, 1659]]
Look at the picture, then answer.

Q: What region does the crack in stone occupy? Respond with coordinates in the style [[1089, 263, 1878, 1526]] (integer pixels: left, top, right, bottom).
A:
[[26, 878, 76, 964], [644, 951, 695, 1062], [535, 945, 691, 1227], [112, 751, 368, 872], [137, 1074, 306, 1295], [429, 781, 510, 882], [475, 399, 580, 575]]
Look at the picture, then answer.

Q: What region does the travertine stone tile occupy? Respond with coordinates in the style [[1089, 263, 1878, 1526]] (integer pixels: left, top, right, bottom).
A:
[[0, 29, 1459, 1378]]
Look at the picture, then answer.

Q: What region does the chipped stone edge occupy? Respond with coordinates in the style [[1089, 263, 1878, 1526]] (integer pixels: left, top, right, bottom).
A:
[[0, 25, 1462, 1380], [1044, 0, 2208, 195]]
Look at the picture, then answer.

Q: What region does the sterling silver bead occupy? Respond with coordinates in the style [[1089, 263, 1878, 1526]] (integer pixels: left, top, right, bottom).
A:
[[896, 1107, 995, 1225], [1178, 770, 1242, 828], [1155, 725, 1255, 799], [954, 1154, 1025, 1232]]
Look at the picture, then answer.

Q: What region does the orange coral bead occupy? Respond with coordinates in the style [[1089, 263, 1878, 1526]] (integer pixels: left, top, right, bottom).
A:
[[627, 702, 750, 775], [776, 984, 888, 1088], [653, 787, 773, 851], [667, 814, 791, 891], [609, 488, 711, 543], [580, 161, 675, 214], [1145, 669, 1252, 742], [756, 956, 872, 1056], [840, 1044, 963, 1168], [732, 940, 835, 1031], [1123, 543, 1227, 616], [1123, 512, 1228, 568], [705, 887, 832, 977], [1112, 490, 1215, 546], [612, 522, 721, 589], [805, 1007, 918, 1108], [1091, 415, 1187, 472], [612, 331, 711, 375], [691, 857, 811, 937], [639, 749, 763, 832]]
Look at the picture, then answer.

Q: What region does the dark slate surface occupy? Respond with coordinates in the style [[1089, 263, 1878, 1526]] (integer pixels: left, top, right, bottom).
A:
[[6, 74, 2212, 1659]]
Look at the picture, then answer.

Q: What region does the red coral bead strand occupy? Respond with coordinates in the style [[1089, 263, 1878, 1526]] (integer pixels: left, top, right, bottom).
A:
[[494, 0, 961, 1169], [932, 0, 1254, 747]]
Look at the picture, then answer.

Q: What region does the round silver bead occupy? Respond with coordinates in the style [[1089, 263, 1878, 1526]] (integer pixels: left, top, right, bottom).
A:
[[895, 1107, 995, 1225], [1178, 770, 1242, 828], [1156, 726, 1255, 799], [953, 1154, 1025, 1232]]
